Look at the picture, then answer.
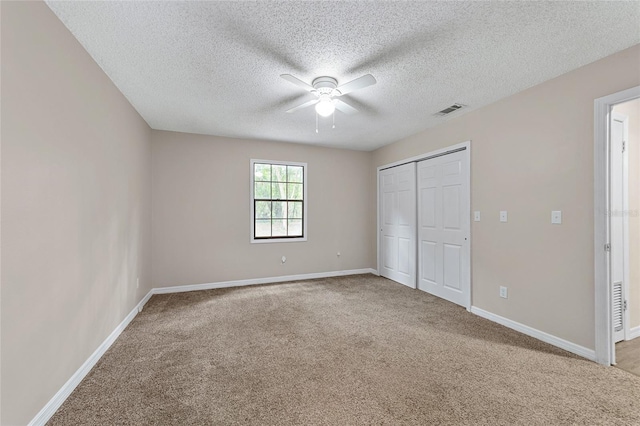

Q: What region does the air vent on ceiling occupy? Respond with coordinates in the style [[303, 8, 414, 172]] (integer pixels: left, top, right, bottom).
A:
[[434, 103, 465, 116]]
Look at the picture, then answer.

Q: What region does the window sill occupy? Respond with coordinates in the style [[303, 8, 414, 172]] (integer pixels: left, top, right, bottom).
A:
[[251, 237, 307, 244]]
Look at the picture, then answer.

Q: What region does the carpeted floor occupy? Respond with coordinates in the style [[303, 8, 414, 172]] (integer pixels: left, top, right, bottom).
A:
[[616, 337, 640, 377], [49, 274, 640, 425]]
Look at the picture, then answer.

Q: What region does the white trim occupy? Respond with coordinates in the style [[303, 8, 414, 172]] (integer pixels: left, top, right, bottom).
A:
[[620, 113, 631, 341], [250, 159, 308, 244], [629, 326, 640, 340], [376, 141, 472, 311], [376, 162, 380, 286], [153, 268, 377, 294], [471, 306, 596, 362], [594, 85, 640, 366], [28, 290, 154, 426]]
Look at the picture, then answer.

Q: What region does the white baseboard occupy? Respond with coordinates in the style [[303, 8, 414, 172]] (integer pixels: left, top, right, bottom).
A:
[[629, 325, 640, 340], [28, 290, 154, 426], [28, 268, 377, 425], [470, 306, 596, 362], [153, 268, 377, 294]]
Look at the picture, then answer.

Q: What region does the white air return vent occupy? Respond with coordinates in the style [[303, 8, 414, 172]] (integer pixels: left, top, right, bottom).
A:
[[435, 103, 465, 116], [613, 281, 623, 332]]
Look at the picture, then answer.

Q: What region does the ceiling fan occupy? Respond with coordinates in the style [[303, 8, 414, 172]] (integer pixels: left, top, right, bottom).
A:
[[280, 74, 376, 117]]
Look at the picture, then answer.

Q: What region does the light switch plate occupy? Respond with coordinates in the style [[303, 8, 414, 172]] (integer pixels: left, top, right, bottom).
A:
[[500, 211, 508, 223], [551, 210, 562, 224], [474, 211, 481, 222], [499, 286, 508, 299]]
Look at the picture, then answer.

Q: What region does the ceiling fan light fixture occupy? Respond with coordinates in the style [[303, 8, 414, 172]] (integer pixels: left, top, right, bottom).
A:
[[315, 97, 335, 117]]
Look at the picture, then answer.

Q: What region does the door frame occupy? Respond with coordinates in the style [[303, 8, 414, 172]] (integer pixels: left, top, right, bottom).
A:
[[376, 140, 472, 310], [594, 85, 640, 365]]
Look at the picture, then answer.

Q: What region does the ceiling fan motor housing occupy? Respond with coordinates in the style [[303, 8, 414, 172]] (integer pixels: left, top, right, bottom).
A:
[[312, 76, 340, 96]]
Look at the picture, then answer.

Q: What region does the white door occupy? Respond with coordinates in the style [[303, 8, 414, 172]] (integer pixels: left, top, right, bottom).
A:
[[379, 163, 417, 288], [417, 150, 470, 307], [611, 112, 629, 343]]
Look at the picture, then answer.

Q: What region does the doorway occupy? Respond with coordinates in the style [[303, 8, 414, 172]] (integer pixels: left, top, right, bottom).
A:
[[611, 98, 640, 375], [594, 86, 640, 367], [377, 141, 471, 309]]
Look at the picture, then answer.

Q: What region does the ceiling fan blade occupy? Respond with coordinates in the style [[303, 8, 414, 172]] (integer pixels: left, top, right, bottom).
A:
[[334, 98, 359, 115], [336, 74, 376, 95], [286, 98, 319, 113], [281, 74, 315, 92]]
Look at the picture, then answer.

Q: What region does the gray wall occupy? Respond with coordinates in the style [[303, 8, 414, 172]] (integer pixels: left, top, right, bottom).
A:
[[1, 2, 152, 424], [151, 130, 374, 288]]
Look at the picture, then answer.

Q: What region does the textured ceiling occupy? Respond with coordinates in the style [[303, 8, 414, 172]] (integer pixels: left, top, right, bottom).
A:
[[46, 1, 640, 151]]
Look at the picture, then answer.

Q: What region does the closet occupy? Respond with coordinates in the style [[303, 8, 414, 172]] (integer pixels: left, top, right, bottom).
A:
[[378, 144, 471, 308]]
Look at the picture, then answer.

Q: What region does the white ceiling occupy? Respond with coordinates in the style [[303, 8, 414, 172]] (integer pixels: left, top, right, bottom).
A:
[[46, 1, 640, 151]]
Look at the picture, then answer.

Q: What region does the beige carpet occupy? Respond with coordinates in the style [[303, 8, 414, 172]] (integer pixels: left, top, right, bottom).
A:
[[616, 338, 640, 377], [49, 274, 640, 425]]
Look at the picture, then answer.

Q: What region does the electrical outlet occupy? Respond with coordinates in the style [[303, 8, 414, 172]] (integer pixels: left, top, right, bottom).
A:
[[474, 211, 481, 222], [551, 210, 562, 224], [499, 286, 508, 299], [500, 211, 508, 223], [281, 256, 286, 264]]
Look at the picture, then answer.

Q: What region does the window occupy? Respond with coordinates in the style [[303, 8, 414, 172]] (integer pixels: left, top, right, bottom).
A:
[[250, 160, 307, 242]]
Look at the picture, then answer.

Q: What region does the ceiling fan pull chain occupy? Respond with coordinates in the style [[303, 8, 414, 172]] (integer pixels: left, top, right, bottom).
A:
[[315, 112, 319, 134], [332, 112, 335, 129]]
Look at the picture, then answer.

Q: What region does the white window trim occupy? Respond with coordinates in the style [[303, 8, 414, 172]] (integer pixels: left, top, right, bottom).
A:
[[250, 159, 308, 244]]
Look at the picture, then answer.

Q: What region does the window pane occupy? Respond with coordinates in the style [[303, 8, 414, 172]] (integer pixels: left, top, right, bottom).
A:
[[254, 164, 271, 181], [287, 166, 303, 183], [272, 219, 287, 236], [272, 165, 287, 182], [287, 183, 303, 200], [288, 201, 302, 219], [255, 219, 271, 237], [255, 182, 271, 199], [272, 201, 287, 219], [252, 162, 306, 241], [272, 182, 287, 200], [255, 201, 271, 219], [288, 219, 302, 236]]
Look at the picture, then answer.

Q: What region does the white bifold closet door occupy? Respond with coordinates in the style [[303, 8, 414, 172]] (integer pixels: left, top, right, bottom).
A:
[[417, 150, 470, 307], [379, 163, 417, 288]]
